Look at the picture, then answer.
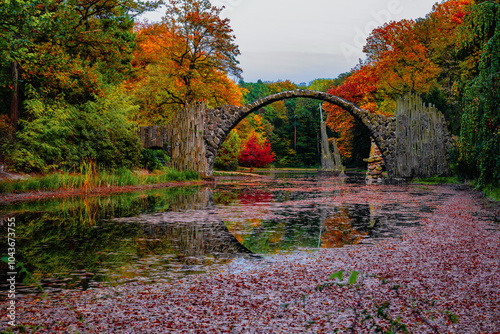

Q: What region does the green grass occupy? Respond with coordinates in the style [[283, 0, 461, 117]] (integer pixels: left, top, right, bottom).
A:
[[0, 166, 200, 194], [480, 184, 500, 202], [346, 168, 367, 173], [412, 176, 499, 202], [411, 176, 460, 185]]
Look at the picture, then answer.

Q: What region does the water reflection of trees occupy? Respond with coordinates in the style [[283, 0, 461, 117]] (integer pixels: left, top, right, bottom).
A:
[[221, 178, 364, 253], [317, 176, 365, 248], [321, 207, 367, 248], [0, 178, 428, 294], [223, 176, 423, 253], [0, 186, 252, 294]]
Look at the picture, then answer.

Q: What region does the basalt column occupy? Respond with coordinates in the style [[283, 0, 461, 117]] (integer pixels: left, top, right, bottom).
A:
[[171, 103, 210, 178], [139, 125, 172, 151], [391, 94, 453, 179]]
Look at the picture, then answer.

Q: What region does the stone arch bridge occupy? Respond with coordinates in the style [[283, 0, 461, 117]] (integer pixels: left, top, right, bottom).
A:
[[140, 89, 453, 180]]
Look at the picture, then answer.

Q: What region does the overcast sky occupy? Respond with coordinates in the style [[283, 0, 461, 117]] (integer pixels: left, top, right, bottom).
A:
[[140, 0, 439, 84]]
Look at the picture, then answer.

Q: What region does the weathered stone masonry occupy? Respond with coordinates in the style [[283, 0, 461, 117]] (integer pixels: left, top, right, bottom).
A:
[[203, 89, 400, 178]]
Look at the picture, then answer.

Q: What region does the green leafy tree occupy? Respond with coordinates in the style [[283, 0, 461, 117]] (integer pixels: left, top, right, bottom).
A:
[[456, 1, 500, 187], [141, 148, 170, 171], [0, 0, 160, 172], [239, 80, 271, 104], [9, 87, 141, 172], [215, 129, 240, 171], [308, 75, 349, 92], [0, 0, 159, 129], [239, 79, 360, 168]]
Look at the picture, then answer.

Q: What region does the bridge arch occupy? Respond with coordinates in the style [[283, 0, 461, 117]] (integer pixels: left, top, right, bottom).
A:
[[203, 89, 397, 178]]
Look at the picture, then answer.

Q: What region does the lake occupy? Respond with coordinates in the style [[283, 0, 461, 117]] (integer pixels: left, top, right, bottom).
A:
[[0, 171, 449, 296]]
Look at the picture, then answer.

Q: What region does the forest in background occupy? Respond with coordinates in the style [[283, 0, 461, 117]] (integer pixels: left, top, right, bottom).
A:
[[0, 0, 498, 192]]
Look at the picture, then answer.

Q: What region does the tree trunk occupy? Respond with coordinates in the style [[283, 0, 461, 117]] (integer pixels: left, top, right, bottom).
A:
[[10, 61, 19, 131]]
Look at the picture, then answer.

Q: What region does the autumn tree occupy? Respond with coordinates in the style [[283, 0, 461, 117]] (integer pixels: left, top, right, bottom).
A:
[[413, 0, 472, 133], [0, 0, 159, 129], [126, 0, 243, 124], [323, 1, 472, 163], [364, 19, 440, 100], [128, 21, 243, 125], [164, 0, 242, 79], [239, 80, 309, 166], [0, 0, 160, 172], [238, 79, 337, 167], [414, 0, 471, 89], [323, 67, 376, 163], [238, 132, 275, 168]]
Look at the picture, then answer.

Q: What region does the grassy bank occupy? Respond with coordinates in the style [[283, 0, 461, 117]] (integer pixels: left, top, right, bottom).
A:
[[476, 183, 500, 202], [411, 175, 460, 185], [0, 165, 199, 194], [412, 176, 500, 202]]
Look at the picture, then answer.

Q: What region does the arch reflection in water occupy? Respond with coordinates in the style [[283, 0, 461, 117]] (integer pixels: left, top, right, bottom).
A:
[[114, 187, 254, 257], [215, 175, 426, 254], [0, 173, 444, 295]]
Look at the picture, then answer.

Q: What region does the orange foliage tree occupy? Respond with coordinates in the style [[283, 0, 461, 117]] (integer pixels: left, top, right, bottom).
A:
[[0, 0, 156, 129], [324, 0, 472, 159], [324, 65, 379, 159], [126, 0, 243, 125], [415, 0, 472, 86], [363, 19, 441, 103]]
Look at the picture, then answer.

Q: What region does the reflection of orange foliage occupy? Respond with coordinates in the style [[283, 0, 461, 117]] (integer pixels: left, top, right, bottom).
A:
[[321, 208, 366, 248], [234, 233, 244, 243], [250, 218, 261, 228], [225, 220, 246, 244], [268, 229, 283, 244]]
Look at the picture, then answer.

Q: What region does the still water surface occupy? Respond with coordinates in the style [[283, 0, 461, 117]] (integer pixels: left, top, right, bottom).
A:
[[0, 172, 448, 295]]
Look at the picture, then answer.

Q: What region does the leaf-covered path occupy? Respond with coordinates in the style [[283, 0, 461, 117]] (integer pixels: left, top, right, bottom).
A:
[[3, 186, 499, 333]]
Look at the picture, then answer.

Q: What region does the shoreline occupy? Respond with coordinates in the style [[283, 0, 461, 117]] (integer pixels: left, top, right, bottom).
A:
[[0, 169, 304, 206], [2, 174, 499, 221], [0, 180, 211, 206]]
